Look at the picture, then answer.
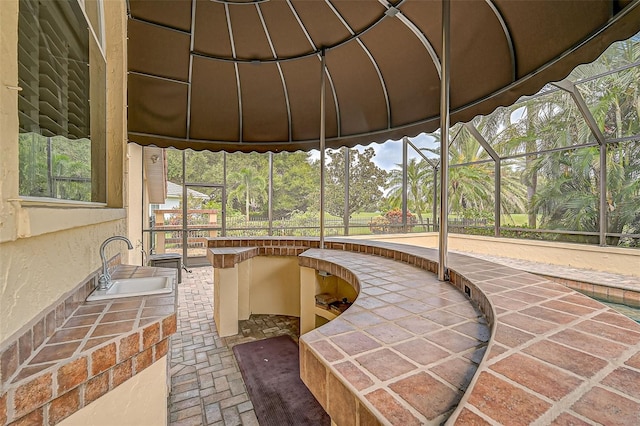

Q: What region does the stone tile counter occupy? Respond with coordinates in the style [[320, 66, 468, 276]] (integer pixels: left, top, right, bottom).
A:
[[446, 252, 640, 425], [0, 265, 178, 425], [207, 237, 640, 425], [298, 249, 489, 425]]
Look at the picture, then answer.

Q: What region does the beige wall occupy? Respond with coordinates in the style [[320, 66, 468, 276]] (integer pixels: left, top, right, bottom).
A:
[[212, 256, 301, 337], [0, 0, 136, 343], [59, 356, 168, 426], [358, 233, 640, 277], [0, 221, 128, 341], [127, 144, 144, 266], [299, 266, 317, 335], [0, 0, 20, 244], [250, 257, 301, 316], [214, 265, 243, 337]]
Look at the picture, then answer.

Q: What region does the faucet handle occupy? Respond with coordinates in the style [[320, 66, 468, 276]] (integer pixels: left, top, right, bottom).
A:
[[98, 273, 111, 290], [97, 274, 109, 290]]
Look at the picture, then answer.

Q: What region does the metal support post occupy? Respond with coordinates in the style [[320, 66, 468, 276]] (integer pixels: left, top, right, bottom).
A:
[[319, 50, 326, 249], [438, 0, 451, 281], [344, 146, 350, 236], [268, 152, 273, 236], [222, 152, 227, 237], [495, 159, 501, 237], [402, 137, 408, 232], [599, 144, 607, 246], [433, 167, 438, 232]]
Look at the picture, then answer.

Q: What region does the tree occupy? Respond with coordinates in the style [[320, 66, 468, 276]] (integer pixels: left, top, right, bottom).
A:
[[166, 149, 226, 184], [425, 124, 526, 220], [19, 133, 91, 200], [527, 142, 640, 245], [272, 152, 319, 217], [165, 149, 322, 220], [482, 36, 640, 241], [227, 167, 267, 222], [385, 158, 434, 225], [324, 147, 387, 222], [526, 38, 640, 244]]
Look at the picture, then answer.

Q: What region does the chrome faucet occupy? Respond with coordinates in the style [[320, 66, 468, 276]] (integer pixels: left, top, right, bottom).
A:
[[98, 236, 133, 290]]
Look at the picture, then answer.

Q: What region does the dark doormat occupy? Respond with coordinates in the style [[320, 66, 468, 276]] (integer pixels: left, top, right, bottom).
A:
[[232, 335, 330, 426]]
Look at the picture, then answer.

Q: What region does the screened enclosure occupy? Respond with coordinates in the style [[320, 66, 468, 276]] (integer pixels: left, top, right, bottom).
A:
[[141, 34, 640, 262]]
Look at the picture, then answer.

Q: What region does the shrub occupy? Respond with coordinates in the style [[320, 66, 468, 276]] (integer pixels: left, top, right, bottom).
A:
[[369, 208, 417, 234]]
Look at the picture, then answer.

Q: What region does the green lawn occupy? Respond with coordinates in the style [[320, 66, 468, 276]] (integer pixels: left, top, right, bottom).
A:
[[350, 211, 381, 219], [502, 214, 536, 226], [324, 211, 534, 227]]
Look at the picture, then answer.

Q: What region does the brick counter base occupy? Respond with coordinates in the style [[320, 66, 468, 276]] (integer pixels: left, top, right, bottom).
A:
[[0, 266, 178, 425]]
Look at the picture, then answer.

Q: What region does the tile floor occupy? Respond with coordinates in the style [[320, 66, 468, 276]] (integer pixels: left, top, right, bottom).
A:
[[168, 266, 299, 426], [454, 251, 640, 290]]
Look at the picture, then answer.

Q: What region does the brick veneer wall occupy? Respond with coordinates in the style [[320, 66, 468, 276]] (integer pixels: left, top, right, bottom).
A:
[[0, 260, 178, 425], [0, 319, 174, 425]]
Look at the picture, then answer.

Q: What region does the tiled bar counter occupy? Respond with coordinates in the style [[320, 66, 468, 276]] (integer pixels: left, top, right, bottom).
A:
[[208, 237, 640, 425], [297, 248, 489, 425], [0, 265, 178, 425]]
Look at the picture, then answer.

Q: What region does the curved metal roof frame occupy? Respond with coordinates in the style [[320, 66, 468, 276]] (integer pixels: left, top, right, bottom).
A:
[[455, 58, 640, 167], [126, 0, 640, 153]]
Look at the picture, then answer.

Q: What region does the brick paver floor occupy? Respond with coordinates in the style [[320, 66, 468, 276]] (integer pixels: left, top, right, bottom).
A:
[[168, 266, 299, 426]]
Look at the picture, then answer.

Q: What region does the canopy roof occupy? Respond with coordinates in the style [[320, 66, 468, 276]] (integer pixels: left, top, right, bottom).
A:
[[127, 0, 640, 153]]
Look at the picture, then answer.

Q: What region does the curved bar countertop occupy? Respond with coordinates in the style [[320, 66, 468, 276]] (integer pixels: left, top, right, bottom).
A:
[[298, 248, 489, 425], [207, 237, 640, 425]]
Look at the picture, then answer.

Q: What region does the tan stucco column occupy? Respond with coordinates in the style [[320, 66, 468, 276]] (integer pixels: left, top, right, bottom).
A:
[[213, 260, 251, 337], [299, 266, 317, 335], [214, 266, 240, 337]]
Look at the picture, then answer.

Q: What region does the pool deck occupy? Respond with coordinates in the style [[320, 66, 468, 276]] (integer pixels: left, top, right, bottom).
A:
[[455, 250, 640, 293], [443, 250, 640, 425], [170, 239, 640, 425]]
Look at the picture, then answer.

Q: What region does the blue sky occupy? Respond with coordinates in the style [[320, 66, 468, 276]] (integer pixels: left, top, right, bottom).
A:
[[309, 132, 440, 171]]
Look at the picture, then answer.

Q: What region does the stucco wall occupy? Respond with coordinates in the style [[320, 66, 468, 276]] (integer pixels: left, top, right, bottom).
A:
[[127, 143, 144, 266], [250, 257, 301, 316], [0, 0, 133, 343], [0, 0, 20, 244], [58, 356, 168, 426], [0, 220, 131, 341]]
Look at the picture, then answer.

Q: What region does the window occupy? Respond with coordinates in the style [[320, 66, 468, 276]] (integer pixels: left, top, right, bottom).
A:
[[18, 0, 106, 202]]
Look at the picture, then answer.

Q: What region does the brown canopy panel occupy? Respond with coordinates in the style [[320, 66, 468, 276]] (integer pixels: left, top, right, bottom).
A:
[[127, 0, 640, 153]]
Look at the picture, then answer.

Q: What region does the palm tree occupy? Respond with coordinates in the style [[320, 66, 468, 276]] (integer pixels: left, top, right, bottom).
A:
[[426, 124, 526, 221], [570, 37, 640, 141], [606, 142, 640, 245], [528, 37, 640, 244], [385, 158, 434, 226], [487, 86, 595, 229], [228, 168, 266, 223], [528, 141, 640, 245]]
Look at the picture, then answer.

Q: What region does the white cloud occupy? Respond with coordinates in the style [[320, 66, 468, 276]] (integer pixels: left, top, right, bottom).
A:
[[307, 133, 441, 170]]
